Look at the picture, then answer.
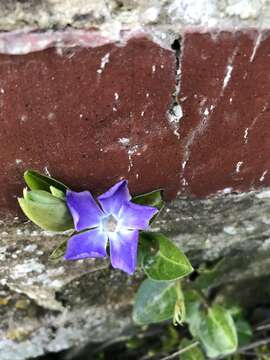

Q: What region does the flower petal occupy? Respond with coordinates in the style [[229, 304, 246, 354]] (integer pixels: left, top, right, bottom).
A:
[[118, 202, 158, 230], [98, 180, 131, 215], [66, 190, 103, 231], [109, 229, 139, 274], [64, 228, 108, 260]]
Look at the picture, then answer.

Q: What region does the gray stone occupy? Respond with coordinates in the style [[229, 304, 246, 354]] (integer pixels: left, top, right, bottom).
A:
[[1, 188, 270, 359], [0, 1, 269, 44]]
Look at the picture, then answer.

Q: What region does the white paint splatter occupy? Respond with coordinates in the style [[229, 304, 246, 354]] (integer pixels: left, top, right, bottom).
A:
[[97, 52, 110, 74], [220, 47, 238, 99], [244, 103, 268, 144], [0, 88, 4, 94], [223, 64, 233, 91], [236, 161, 243, 173], [244, 128, 249, 143], [203, 107, 209, 116], [260, 170, 268, 182], [114, 93, 119, 100], [118, 138, 130, 146], [15, 159, 22, 165], [222, 187, 233, 194], [181, 178, 188, 187], [127, 145, 139, 172], [181, 102, 211, 183], [250, 32, 262, 62], [20, 114, 28, 123], [44, 166, 51, 176]]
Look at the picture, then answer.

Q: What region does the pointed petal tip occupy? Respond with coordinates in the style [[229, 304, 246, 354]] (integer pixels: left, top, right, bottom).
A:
[[66, 190, 103, 231], [109, 229, 138, 275], [118, 202, 158, 230], [98, 179, 131, 214]]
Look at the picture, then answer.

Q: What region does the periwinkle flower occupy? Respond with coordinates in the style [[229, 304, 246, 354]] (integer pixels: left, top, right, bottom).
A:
[[65, 180, 158, 274]]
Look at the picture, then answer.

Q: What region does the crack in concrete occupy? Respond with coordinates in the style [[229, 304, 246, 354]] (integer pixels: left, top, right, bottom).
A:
[[166, 38, 182, 139]]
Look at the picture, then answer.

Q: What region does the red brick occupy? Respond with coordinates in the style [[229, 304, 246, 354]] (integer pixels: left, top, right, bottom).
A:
[[179, 30, 270, 197], [0, 32, 177, 218]]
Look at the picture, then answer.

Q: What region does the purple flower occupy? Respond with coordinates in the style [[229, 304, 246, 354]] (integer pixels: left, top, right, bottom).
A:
[[64, 180, 158, 274]]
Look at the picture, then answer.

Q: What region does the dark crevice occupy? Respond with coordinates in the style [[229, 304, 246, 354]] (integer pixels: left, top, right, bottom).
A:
[[166, 37, 182, 138]]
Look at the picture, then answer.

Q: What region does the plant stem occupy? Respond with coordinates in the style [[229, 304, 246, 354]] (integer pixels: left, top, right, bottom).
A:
[[159, 341, 200, 360]]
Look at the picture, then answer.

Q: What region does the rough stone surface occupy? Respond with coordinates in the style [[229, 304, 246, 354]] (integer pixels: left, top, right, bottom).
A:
[[0, 0, 269, 35], [1, 189, 270, 359]]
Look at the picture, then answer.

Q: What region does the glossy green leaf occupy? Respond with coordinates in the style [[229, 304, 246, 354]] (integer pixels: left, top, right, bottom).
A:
[[132, 189, 164, 211], [142, 233, 193, 281], [180, 339, 205, 360], [189, 304, 238, 358], [137, 231, 157, 268], [49, 239, 68, 260], [50, 186, 66, 200], [24, 170, 67, 193], [132, 279, 177, 325], [18, 190, 73, 232], [184, 290, 203, 333], [195, 260, 225, 290]]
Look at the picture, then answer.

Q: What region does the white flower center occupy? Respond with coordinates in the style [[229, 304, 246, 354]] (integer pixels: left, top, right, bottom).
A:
[[102, 214, 118, 233]]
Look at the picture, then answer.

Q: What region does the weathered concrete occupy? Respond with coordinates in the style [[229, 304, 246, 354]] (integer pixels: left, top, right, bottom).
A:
[[0, 0, 270, 34], [1, 189, 270, 359]]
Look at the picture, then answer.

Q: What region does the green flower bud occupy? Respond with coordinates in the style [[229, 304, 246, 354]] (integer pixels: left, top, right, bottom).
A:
[[18, 190, 74, 232]]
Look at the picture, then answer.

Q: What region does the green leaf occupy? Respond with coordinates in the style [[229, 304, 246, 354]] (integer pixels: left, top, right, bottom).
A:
[[234, 317, 252, 347], [185, 290, 203, 332], [137, 237, 152, 269], [18, 190, 74, 232], [189, 304, 238, 358], [132, 189, 164, 211], [132, 279, 177, 325], [24, 170, 67, 193], [195, 260, 225, 290], [49, 239, 68, 260], [50, 186, 66, 200], [180, 339, 205, 360], [141, 233, 193, 281]]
